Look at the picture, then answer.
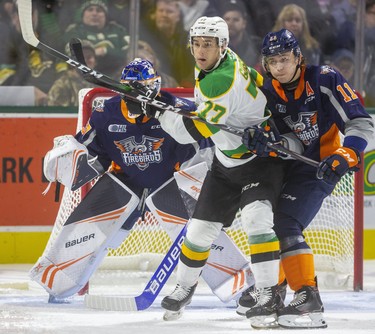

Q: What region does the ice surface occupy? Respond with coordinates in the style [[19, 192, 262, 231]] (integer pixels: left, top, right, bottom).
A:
[[1, 261, 375, 334]]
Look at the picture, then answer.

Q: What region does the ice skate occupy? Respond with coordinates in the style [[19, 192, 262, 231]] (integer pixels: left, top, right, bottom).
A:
[[277, 285, 327, 329], [161, 283, 197, 321], [245, 284, 284, 329], [236, 285, 259, 316]]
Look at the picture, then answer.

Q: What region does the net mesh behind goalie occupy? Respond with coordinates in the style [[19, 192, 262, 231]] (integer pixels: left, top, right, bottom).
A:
[[45, 87, 361, 290]]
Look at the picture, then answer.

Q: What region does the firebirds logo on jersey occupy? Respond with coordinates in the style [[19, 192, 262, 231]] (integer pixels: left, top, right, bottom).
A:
[[283, 112, 319, 146], [114, 136, 164, 170]]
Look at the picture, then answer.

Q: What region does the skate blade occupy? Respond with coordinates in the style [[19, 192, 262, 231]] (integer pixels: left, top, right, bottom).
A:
[[278, 312, 328, 329], [163, 308, 185, 321], [250, 314, 279, 329]]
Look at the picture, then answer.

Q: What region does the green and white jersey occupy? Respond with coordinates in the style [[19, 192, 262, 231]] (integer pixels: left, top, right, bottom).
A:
[[159, 49, 269, 168]]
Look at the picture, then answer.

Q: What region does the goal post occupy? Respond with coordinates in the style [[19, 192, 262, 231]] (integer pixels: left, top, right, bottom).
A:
[[45, 87, 363, 291]]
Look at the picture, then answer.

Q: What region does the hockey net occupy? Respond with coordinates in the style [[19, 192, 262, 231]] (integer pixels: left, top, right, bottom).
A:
[[45, 87, 362, 290]]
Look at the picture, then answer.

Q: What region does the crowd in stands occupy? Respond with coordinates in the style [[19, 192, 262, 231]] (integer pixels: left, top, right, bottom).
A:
[[0, 0, 374, 107]]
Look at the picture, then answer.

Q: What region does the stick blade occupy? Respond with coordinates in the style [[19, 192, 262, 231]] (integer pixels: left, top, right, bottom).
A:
[[84, 294, 138, 311], [69, 38, 85, 64], [18, 0, 39, 47]]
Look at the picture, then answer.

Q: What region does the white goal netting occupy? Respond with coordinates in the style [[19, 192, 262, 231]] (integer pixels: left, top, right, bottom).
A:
[[45, 87, 360, 290]]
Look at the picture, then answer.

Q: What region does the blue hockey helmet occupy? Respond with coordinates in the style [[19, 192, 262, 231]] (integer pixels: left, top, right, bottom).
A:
[[120, 58, 161, 98], [261, 29, 301, 58]]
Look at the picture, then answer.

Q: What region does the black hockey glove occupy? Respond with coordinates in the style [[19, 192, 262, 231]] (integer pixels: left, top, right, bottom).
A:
[[123, 97, 144, 116], [123, 98, 164, 119], [316, 147, 360, 184], [144, 104, 164, 119], [242, 125, 282, 157]]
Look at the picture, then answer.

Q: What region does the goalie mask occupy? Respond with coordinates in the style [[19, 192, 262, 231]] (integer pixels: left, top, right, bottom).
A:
[[120, 58, 161, 118]]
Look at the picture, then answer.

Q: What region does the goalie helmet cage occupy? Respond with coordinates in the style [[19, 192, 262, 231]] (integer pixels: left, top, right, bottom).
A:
[[46, 87, 363, 292]]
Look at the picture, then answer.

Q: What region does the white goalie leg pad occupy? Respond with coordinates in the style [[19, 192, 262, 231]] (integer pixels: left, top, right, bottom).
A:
[[29, 173, 139, 298], [107, 228, 130, 249], [43, 135, 102, 192], [202, 230, 255, 302], [241, 200, 279, 288], [174, 161, 208, 202], [145, 177, 190, 240]]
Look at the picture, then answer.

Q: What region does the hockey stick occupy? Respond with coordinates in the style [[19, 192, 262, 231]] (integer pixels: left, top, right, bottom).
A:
[[69, 39, 319, 168], [17, 0, 132, 95], [84, 224, 187, 311], [17, 0, 318, 168]]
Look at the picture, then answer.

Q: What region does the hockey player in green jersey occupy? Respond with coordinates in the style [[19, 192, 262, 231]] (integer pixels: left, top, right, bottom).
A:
[[145, 16, 290, 324]]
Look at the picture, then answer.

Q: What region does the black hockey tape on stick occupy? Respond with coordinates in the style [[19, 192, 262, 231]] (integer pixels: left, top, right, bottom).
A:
[[54, 182, 61, 202], [17, 0, 318, 168]]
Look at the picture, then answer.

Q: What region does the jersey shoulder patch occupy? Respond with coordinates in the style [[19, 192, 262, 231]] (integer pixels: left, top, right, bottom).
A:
[[91, 95, 121, 125]]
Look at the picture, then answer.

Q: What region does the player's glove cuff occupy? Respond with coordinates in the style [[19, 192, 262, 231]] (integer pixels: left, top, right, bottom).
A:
[[334, 147, 360, 170], [316, 147, 360, 183]]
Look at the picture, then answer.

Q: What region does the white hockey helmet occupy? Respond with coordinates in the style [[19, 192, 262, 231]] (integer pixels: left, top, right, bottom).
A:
[[189, 16, 229, 48]]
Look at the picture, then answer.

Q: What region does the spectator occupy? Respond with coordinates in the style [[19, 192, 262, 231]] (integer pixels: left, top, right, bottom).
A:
[[336, 0, 375, 106], [331, 0, 358, 31], [47, 40, 96, 107], [107, 0, 131, 30], [0, 0, 30, 87], [272, 4, 322, 65], [126, 40, 179, 88], [178, 0, 209, 31], [0, 0, 64, 105], [270, 1, 338, 57], [204, 0, 293, 41], [330, 49, 355, 86], [140, 0, 195, 87], [23, 1, 67, 106], [55, 0, 83, 31], [64, 0, 129, 77], [221, 2, 262, 72]]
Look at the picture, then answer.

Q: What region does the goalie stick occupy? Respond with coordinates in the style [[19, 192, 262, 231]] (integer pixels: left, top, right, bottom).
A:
[[17, 0, 318, 168], [84, 224, 187, 311]]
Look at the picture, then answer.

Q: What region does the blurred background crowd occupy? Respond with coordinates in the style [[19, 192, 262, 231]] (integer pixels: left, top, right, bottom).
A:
[[0, 0, 374, 107]]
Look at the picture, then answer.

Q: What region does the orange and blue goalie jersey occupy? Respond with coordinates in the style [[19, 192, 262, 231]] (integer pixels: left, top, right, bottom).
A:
[[261, 65, 373, 165], [75, 92, 209, 191]]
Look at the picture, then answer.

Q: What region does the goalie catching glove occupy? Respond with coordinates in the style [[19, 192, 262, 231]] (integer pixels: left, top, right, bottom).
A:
[[43, 135, 102, 193], [242, 124, 284, 157], [316, 147, 360, 183]]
